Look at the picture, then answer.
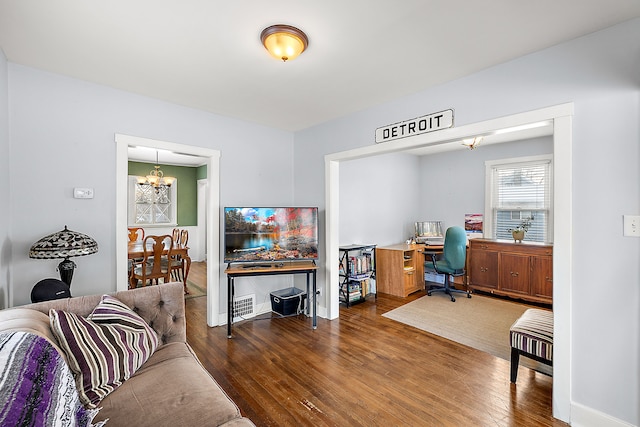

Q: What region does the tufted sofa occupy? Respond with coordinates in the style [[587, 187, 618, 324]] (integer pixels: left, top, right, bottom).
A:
[[0, 282, 255, 426]]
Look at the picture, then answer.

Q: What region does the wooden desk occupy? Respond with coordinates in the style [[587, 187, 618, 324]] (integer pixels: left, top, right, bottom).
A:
[[127, 241, 191, 294], [376, 244, 425, 297], [419, 244, 444, 256], [376, 244, 446, 297], [224, 261, 317, 338], [418, 245, 444, 265]]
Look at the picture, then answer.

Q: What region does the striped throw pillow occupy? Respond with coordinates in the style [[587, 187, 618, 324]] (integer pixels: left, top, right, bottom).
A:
[[49, 295, 159, 408]]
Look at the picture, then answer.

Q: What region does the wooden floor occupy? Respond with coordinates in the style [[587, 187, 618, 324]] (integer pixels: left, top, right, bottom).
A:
[[185, 267, 566, 427]]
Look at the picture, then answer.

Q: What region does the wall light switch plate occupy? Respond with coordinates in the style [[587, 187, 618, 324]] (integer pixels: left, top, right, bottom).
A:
[[74, 188, 94, 199], [623, 215, 640, 237]]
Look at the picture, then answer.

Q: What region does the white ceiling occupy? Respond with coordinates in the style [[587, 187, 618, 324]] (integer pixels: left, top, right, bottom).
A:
[[1, 1, 639, 137]]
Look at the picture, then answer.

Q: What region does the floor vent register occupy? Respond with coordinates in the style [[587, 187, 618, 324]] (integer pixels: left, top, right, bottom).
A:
[[233, 294, 256, 322]]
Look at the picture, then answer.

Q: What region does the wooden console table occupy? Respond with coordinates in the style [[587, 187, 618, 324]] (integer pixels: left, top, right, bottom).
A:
[[224, 261, 318, 338], [468, 239, 553, 304]]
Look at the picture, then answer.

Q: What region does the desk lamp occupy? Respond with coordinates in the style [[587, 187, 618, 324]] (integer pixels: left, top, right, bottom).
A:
[[29, 226, 98, 287]]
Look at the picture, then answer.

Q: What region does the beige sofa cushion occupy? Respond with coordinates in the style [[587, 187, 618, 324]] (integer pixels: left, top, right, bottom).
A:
[[95, 342, 250, 426], [0, 308, 64, 357]]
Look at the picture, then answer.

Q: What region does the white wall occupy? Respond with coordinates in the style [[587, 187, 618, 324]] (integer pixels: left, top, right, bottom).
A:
[[0, 49, 10, 310], [418, 137, 553, 232], [7, 64, 295, 311], [339, 152, 420, 247], [294, 19, 640, 427]]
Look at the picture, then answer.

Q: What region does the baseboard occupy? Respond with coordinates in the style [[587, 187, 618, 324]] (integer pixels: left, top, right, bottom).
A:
[[218, 301, 327, 325], [571, 402, 637, 427]]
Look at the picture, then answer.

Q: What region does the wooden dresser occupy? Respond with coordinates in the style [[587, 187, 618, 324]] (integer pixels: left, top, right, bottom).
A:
[[468, 239, 553, 304], [376, 244, 425, 297]]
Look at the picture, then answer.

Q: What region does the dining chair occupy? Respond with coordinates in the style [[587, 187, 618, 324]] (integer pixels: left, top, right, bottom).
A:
[[167, 229, 189, 282], [127, 227, 146, 279], [127, 227, 145, 242], [129, 234, 174, 289]]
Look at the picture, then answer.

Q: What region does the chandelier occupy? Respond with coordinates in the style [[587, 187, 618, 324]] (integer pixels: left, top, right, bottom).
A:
[[137, 151, 175, 192]]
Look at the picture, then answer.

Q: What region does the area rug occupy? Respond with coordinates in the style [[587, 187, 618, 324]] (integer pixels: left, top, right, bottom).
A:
[[383, 293, 552, 374], [185, 279, 206, 299]]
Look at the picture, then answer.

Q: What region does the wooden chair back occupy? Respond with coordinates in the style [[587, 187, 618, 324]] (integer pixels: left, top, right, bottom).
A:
[[179, 229, 189, 247], [128, 227, 145, 242], [130, 234, 173, 288], [168, 229, 190, 281]]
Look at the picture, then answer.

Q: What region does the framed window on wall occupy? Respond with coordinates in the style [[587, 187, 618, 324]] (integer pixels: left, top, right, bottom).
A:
[[127, 176, 178, 226], [484, 155, 553, 243]]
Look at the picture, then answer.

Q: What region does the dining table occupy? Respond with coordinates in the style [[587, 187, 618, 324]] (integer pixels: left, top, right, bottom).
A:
[[127, 240, 191, 294]]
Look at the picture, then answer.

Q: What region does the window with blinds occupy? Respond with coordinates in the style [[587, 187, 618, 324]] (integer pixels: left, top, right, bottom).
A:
[[486, 155, 553, 243]]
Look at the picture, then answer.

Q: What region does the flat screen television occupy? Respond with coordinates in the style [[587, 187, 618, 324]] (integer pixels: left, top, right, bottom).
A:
[[224, 207, 318, 264]]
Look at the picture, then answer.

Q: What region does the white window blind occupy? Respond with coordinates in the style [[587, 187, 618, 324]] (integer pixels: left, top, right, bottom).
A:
[[487, 156, 552, 242]]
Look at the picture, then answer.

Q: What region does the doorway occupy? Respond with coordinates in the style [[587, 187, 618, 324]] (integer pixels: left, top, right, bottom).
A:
[[324, 104, 573, 422], [115, 133, 221, 326]]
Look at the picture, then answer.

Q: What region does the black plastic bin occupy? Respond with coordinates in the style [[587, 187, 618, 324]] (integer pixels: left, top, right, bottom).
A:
[[270, 287, 307, 317]]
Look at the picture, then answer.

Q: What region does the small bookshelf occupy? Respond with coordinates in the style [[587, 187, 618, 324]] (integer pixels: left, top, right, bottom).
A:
[[338, 244, 376, 307]]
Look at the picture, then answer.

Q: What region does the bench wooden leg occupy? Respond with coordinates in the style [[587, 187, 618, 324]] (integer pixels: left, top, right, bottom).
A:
[[510, 347, 520, 383]]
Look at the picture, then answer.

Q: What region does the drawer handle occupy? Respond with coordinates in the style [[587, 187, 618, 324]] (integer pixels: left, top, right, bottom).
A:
[[546, 276, 553, 282], [510, 271, 519, 277]]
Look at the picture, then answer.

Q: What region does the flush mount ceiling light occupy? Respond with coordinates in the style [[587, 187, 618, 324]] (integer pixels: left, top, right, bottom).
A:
[[260, 24, 309, 62], [462, 136, 484, 150]]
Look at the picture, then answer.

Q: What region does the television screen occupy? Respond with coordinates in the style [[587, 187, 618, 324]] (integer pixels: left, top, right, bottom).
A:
[[224, 207, 318, 263]]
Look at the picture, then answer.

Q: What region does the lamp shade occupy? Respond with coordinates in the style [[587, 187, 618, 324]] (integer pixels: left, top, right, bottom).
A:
[[462, 136, 483, 150], [29, 226, 98, 259], [260, 24, 308, 62]]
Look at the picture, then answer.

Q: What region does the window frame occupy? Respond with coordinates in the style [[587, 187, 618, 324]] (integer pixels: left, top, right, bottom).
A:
[[483, 154, 553, 243], [127, 175, 178, 227]]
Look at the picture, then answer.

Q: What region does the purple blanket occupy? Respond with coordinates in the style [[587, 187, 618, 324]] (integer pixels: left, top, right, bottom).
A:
[[0, 331, 106, 427]]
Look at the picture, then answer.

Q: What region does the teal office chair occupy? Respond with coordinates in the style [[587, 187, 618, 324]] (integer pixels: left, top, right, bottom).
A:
[[425, 226, 471, 302]]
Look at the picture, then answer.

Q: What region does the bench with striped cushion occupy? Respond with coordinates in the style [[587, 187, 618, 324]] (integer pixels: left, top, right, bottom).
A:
[[509, 308, 553, 383]]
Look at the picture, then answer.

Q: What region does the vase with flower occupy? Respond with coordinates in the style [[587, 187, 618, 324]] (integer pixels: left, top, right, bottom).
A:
[[509, 215, 534, 243]]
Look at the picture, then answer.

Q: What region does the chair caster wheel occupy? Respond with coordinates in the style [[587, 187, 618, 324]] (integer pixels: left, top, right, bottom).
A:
[[427, 292, 432, 296], [451, 297, 456, 302], [467, 293, 472, 298]]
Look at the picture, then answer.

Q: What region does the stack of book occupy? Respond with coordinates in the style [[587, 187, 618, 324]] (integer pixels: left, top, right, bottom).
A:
[[347, 253, 373, 275], [340, 281, 363, 303]]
